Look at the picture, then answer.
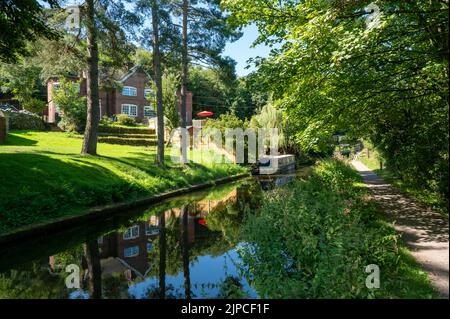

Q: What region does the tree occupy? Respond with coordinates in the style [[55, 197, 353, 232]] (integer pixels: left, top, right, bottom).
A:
[[180, 0, 189, 164], [249, 98, 286, 151], [150, 0, 165, 164], [161, 72, 180, 136], [81, 0, 100, 155], [0, 0, 59, 63], [224, 0, 449, 203], [0, 61, 47, 114]]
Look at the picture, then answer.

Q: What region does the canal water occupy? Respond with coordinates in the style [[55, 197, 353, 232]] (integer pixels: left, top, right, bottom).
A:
[[0, 170, 309, 299]]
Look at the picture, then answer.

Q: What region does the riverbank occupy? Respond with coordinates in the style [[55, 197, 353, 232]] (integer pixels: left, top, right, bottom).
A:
[[356, 144, 448, 215], [0, 130, 247, 235], [352, 159, 449, 298], [239, 159, 437, 298]]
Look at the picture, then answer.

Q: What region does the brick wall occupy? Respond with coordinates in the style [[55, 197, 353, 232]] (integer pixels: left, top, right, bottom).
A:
[[114, 72, 151, 122], [45, 69, 193, 125]]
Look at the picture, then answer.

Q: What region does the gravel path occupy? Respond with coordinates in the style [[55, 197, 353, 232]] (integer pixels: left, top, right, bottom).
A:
[[352, 160, 449, 298]]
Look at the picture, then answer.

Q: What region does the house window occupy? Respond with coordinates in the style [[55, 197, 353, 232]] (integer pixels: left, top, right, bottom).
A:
[[123, 225, 139, 240], [124, 245, 139, 258], [144, 88, 154, 100], [52, 82, 60, 91], [121, 104, 138, 117], [145, 223, 159, 236], [144, 105, 156, 118], [122, 86, 137, 97]]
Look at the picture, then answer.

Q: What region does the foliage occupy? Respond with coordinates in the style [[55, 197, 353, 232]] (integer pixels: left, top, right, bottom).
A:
[[230, 74, 268, 120], [0, 61, 46, 114], [188, 66, 233, 117], [358, 141, 448, 215], [203, 113, 247, 134], [52, 79, 87, 133], [0, 0, 59, 63], [223, 0, 449, 205], [249, 98, 286, 150], [116, 114, 136, 126], [161, 72, 180, 132], [2, 110, 45, 131], [238, 159, 436, 298]]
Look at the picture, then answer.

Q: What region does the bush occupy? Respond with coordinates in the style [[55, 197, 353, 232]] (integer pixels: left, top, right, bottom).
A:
[[21, 98, 47, 115], [3, 110, 45, 130], [116, 114, 136, 126], [52, 79, 87, 133], [238, 159, 434, 298]]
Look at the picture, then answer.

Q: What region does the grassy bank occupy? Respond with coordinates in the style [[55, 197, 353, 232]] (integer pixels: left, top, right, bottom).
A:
[[0, 130, 246, 235], [357, 144, 448, 214], [238, 160, 436, 298]]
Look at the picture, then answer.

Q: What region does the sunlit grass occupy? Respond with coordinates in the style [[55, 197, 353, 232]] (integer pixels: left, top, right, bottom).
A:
[[0, 130, 247, 234]]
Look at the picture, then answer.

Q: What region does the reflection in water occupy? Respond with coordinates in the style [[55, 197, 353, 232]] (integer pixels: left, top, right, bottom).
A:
[[0, 178, 269, 299], [83, 241, 102, 299], [181, 206, 191, 299], [159, 211, 166, 299]]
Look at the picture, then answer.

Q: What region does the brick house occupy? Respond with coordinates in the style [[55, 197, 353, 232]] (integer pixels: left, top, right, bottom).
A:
[[46, 65, 193, 126]]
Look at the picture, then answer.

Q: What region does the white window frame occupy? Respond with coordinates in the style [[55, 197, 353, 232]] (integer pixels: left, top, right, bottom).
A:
[[123, 225, 140, 240], [124, 245, 139, 258], [121, 104, 138, 117], [145, 223, 159, 236], [122, 86, 137, 97], [143, 105, 156, 118], [144, 88, 154, 99]]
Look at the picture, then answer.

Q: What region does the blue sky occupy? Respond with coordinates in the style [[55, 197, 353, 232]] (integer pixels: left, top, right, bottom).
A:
[[223, 24, 273, 77]]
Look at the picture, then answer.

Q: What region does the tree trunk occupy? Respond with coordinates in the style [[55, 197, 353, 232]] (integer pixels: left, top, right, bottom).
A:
[[81, 0, 100, 155], [181, 206, 191, 299], [159, 211, 166, 299], [83, 240, 102, 299], [152, 0, 164, 165], [180, 0, 189, 164]]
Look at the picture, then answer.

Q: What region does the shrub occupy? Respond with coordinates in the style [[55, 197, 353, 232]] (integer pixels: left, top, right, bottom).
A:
[[116, 114, 136, 126], [21, 98, 47, 114], [238, 159, 433, 298], [3, 110, 45, 130], [52, 79, 87, 133]]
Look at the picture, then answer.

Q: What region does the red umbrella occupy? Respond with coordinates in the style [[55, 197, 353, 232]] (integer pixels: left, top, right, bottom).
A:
[[197, 111, 214, 117]]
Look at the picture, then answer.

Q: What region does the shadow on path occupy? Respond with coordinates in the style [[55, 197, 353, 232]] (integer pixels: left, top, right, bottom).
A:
[[352, 160, 449, 298]]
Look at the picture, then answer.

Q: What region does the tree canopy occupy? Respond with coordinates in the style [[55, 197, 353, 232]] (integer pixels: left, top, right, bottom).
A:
[[223, 0, 449, 204]]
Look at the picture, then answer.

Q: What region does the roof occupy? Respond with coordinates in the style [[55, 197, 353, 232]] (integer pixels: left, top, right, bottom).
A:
[[119, 65, 152, 83]]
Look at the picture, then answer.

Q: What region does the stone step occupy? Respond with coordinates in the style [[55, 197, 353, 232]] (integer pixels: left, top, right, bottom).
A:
[[98, 132, 156, 139], [98, 136, 157, 146], [98, 125, 155, 135]]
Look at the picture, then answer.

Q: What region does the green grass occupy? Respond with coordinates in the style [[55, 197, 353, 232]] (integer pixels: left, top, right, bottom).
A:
[[357, 144, 447, 214], [0, 130, 247, 235], [238, 159, 437, 298]]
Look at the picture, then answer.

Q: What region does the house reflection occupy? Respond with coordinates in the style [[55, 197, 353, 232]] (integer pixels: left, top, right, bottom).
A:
[[94, 188, 239, 284]]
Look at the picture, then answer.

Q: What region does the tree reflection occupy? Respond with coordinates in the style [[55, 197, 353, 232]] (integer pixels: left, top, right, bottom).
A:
[[83, 240, 102, 299], [181, 205, 191, 299]]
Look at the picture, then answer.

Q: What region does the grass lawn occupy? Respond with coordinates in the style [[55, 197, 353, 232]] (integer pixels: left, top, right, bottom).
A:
[[0, 130, 247, 235], [357, 144, 447, 214]]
